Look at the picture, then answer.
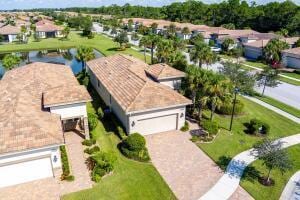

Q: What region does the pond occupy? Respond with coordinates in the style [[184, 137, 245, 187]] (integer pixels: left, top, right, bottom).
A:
[[0, 48, 103, 78]]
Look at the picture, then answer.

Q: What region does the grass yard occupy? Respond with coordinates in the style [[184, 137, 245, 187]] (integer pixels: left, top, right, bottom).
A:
[[198, 96, 300, 199], [278, 76, 300, 86], [241, 145, 300, 200], [281, 72, 300, 80], [63, 90, 176, 200], [243, 61, 268, 69], [0, 31, 150, 63], [256, 96, 300, 118]]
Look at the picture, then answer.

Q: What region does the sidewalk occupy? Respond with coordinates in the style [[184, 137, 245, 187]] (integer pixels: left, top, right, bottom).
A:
[[243, 96, 300, 124], [200, 133, 300, 200], [280, 171, 300, 200]]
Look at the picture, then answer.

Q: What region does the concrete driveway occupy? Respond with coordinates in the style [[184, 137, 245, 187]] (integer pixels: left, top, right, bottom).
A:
[[145, 131, 252, 200]]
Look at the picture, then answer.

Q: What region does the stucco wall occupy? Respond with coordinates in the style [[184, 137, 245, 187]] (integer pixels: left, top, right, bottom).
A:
[[0, 146, 61, 169], [244, 46, 263, 59], [159, 78, 182, 90], [50, 103, 87, 120], [282, 53, 300, 69]]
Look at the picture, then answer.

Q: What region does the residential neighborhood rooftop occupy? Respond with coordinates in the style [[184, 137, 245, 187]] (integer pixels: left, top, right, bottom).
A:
[[282, 47, 300, 55], [87, 54, 191, 113], [0, 25, 20, 35], [36, 19, 63, 32], [145, 63, 185, 80], [0, 62, 90, 155]]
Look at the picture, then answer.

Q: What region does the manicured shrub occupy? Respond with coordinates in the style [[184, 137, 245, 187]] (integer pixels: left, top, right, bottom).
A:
[[201, 120, 219, 135], [88, 113, 98, 130], [246, 119, 270, 135], [89, 151, 117, 182], [82, 138, 96, 146], [119, 133, 150, 162], [110, 115, 127, 139], [84, 146, 100, 155], [180, 121, 189, 132], [97, 107, 104, 119], [60, 146, 74, 181], [217, 100, 244, 115]]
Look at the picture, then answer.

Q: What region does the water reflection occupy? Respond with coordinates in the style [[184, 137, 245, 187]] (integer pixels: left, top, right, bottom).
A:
[[0, 48, 103, 78]]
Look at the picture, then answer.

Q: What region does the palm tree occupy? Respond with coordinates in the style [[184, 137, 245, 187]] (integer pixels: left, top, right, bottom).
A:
[[2, 54, 21, 70], [221, 38, 235, 52], [62, 26, 70, 39], [76, 46, 96, 71], [190, 41, 216, 68], [166, 23, 177, 38], [156, 39, 174, 63], [264, 38, 289, 65], [181, 27, 190, 40], [140, 34, 161, 64], [139, 36, 151, 63], [151, 23, 158, 34]]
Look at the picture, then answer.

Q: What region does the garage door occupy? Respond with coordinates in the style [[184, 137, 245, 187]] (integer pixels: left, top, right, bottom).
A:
[[135, 114, 178, 135], [0, 157, 53, 188], [287, 56, 300, 69]]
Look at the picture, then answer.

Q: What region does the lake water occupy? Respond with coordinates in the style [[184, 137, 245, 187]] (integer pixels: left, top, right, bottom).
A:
[[0, 48, 103, 78]]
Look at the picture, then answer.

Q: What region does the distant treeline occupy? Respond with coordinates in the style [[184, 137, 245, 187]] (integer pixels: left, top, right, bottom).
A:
[[14, 0, 300, 35]]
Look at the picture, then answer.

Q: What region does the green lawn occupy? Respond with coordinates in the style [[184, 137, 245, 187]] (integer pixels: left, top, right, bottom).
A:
[[241, 145, 300, 200], [279, 76, 300, 86], [243, 61, 268, 69], [256, 96, 300, 118], [198, 96, 300, 199], [281, 72, 300, 80], [0, 31, 150, 63], [63, 90, 176, 200]]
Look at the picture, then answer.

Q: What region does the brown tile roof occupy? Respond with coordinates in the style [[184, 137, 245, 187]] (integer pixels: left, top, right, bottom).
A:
[[239, 32, 278, 40], [87, 54, 191, 113], [0, 62, 90, 155], [281, 37, 300, 45], [36, 20, 63, 32], [44, 85, 92, 107], [146, 63, 185, 80], [243, 39, 270, 48], [282, 47, 300, 55], [213, 29, 259, 37], [0, 25, 20, 35]]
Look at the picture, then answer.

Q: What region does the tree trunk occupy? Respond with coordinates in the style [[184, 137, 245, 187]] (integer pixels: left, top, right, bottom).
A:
[[151, 44, 154, 64], [199, 60, 202, 68], [261, 77, 267, 97], [198, 103, 203, 121], [210, 103, 215, 121], [266, 168, 272, 183], [192, 92, 196, 111], [82, 61, 85, 72]]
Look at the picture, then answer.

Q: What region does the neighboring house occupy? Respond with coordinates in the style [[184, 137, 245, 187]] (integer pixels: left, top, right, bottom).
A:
[[243, 39, 269, 60], [239, 32, 278, 44], [282, 47, 300, 69], [87, 54, 191, 135], [35, 19, 63, 38], [244, 37, 300, 60], [0, 62, 91, 188], [145, 63, 185, 90], [0, 25, 22, 43]]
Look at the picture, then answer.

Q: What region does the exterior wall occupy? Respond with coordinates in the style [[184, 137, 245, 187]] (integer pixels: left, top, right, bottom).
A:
[[88, 67, 128, 131], [0, 145, 61, 169], [36, 31, 46, 38], [8, 34, 18, 42], [128, 106, 186, 134], [55, 30, 63, 38], [244, 46, 263, 60], [50, 102, 87, 120], [159, 78, 182, 90], [282, 53, 300, 69]]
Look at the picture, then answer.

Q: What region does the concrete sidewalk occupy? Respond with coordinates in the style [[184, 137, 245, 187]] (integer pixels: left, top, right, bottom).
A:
[[280, 171, 300, 200]]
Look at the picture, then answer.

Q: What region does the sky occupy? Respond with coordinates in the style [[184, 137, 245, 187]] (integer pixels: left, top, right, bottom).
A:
[[0, 0, 299, 10]]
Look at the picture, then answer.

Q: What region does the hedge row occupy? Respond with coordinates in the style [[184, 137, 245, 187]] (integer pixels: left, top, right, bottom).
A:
[[60, 146, 74, 181]]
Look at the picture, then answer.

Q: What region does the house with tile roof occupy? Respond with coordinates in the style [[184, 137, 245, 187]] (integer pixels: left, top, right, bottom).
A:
[[0, 62, 91, 188], [0, 25, 22, 43], [35, 19, 64, 38], [87, 54, 191, 135], [282, 47, 300, 69]]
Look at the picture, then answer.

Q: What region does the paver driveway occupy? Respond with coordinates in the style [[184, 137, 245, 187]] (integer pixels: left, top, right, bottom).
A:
[[145, 131, 252, 200]]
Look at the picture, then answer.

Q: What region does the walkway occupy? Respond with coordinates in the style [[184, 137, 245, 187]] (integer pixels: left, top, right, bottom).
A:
[[145, 131, 252, 200], [280, 171, 300, 200], [243, 96, 300, 124], [200, 133, 300, 200]]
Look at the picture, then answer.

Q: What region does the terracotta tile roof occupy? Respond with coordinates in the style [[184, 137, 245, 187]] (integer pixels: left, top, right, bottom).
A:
[[281, 37, 300, 45], [282, 47, 300, 55], [0, 62, 89, 155], [243, 39, 270, 48], [239, 32, 278, 40], [87, 54, 191, 113], [146, 63, 185, 80], [44, 85, 92, 107], [36, 20, 63, 32], [214, 29, 259, 37], [0, 25, 21, 35]]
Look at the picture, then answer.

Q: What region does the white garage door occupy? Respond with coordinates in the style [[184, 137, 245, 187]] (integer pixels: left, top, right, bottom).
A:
[[0, 157, 53, 188], [135, 114, 178, 135]]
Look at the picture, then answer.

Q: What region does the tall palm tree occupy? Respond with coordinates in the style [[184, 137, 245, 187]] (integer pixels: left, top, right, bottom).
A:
[[140, 34, 161, 64], [190, 41, 216, 68], [156, 39, 174, 63], [76, 46, 96, 71], [139, 36, 151, 63]]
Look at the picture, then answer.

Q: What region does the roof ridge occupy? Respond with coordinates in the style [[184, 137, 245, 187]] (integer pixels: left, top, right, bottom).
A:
[[126, 80, 151, 112]]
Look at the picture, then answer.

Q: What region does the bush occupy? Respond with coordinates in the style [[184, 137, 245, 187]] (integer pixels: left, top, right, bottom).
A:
[[111, 115, 127, 139], [180, 121, 189, 132], [84, 146, 100, 155], [217, 100, 244, 115], [82, 138, 96, 146], [88, 113, 98, 130], [201, 120, 219, 135], [89, 151, 117, 182], [60, 146, 74, 180], [119, 133, 150, 162], [246, 119, 270, 135], [97, 107, 104, 119]]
